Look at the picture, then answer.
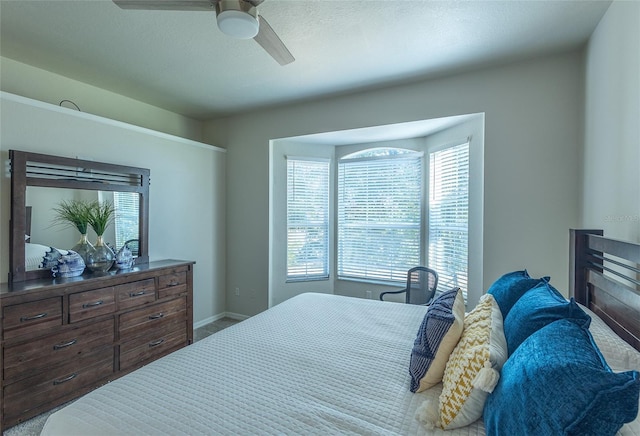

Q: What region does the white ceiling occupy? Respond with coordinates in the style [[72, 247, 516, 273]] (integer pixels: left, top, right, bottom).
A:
[[0, 0, 611, 120]]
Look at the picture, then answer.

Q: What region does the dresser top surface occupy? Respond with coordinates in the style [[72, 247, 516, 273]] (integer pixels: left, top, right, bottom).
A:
[[0, 259, 194, 297]]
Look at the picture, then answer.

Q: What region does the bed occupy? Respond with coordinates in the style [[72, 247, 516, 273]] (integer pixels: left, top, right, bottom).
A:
[[40, 229, 640, 435]]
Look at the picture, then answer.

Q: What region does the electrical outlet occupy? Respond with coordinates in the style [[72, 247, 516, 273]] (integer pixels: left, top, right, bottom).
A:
[[234, 287, 240, 296], [365, 290, 372, 299]]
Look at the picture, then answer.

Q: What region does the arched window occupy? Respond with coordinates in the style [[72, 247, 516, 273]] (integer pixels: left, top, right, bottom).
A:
[[338, 148, 423, 282]]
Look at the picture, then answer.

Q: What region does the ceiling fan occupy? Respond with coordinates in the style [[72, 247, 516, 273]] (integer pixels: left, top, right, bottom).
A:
[[113, 0, 295, 65]]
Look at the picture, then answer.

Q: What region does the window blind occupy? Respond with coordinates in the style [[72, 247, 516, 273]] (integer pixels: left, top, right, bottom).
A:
[[338, 153, 422, 282], [429, 142, 469, 299], [286, 158, 330, 280], [113, 191, 139, 249]]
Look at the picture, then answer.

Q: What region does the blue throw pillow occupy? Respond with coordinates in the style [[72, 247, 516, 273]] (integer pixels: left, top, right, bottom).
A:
[[484, 319, 640, 436], [486, 270, 546, 318], [503, 280, 591, 355]]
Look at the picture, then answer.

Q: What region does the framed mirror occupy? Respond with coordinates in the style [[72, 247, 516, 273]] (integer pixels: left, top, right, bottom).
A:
[[9, 150, 150, 283]]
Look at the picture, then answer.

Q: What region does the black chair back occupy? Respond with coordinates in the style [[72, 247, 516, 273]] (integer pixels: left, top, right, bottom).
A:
[[379, 266, 439, 305], [406, 266, 438, 305]]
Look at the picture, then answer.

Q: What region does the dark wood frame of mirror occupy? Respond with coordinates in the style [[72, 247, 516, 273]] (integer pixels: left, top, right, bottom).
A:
[[9, 149, 150, 283]]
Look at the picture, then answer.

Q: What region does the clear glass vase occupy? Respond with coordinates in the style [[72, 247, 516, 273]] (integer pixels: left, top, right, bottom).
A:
[[71, 233, 96, 265], [86, 235, 115, 273]]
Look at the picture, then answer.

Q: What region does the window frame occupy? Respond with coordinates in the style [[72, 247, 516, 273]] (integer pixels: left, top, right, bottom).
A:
[[285, 156, 331, 282], [336, 148, 424, 284], [112, 191, 140, 250], [427, 140, 470, 300]]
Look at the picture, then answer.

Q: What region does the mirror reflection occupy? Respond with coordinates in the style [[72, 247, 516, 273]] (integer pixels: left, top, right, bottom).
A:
[[25, 186, 139, 271]]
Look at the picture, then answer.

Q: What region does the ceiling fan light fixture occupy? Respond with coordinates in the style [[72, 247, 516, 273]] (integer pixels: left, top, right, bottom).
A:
[[216, 1, 259, 39]]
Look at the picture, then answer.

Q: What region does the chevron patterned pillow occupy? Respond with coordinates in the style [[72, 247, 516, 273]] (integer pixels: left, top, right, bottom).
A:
[[416, 293, 508, 430]]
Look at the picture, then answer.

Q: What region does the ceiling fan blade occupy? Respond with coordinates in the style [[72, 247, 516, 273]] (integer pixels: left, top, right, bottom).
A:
[[113, 0, 215, 11], [245, 0, 265, 6], [254, 16, 294, 66]]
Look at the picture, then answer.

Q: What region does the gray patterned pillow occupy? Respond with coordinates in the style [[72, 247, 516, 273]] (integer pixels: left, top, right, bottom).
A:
[[409, 288, 465, 392]]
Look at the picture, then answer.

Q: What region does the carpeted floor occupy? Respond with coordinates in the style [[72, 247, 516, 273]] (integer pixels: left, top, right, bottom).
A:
[[2, 317, 240, 436]]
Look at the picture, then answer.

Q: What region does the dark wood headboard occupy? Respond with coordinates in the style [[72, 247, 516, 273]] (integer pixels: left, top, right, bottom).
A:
[[25, 206, 32, 242], [570, 229, 640, 351]]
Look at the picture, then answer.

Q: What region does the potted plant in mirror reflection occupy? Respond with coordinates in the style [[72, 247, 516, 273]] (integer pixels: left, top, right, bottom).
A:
[[52, 199, 96, 265], [86, 200, 116, 273]]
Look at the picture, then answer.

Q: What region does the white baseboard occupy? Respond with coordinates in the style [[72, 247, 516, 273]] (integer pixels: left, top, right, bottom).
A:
[[193, 312, 250, 329], [193, 313, 224, 330], [224, 312, 250, 321]]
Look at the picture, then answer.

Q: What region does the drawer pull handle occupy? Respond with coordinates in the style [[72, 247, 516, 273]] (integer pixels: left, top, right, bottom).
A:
[[149, 313, 164, 320], [149, 339, 165, 347], [53, 373, 77, 385], [129, 291, 147, 297], [82, 300, 104, 308], [167, 281, 180, 287], [53, 339, 77, 350], [20, 312, 48, 322]]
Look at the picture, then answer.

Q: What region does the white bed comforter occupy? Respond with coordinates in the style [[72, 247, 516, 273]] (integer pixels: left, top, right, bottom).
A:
[[41, 293, 485, 436]]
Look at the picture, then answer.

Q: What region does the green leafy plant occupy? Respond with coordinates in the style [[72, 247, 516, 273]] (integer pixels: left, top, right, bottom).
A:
[[88, 200, 115, 237], [52, 199, 92, 234]]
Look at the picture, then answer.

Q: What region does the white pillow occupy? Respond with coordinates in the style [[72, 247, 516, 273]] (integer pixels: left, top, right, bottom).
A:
[[25, 242, 52, 271], [578, 303, 640, 372]]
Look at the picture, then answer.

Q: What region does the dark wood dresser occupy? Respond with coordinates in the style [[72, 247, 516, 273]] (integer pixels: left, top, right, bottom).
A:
[[0, 260, 194, 431]]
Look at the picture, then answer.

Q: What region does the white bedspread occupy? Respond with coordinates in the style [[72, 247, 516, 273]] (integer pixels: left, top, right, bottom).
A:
[[41, 293, 485, 435]]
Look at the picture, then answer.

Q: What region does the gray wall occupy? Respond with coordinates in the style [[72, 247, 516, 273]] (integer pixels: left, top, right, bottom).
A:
[[0, 57, 203, 142], [0, 94, 226, 326], [205, 51, 584, 317], [582, 0, 640, 242]]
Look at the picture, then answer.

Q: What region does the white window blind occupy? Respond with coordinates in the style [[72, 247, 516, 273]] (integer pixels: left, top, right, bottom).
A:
[[286, 158, 330, 280], [429, 142, 469, 299], [113, 191, 139, 250], [338, 151, 422, 282]]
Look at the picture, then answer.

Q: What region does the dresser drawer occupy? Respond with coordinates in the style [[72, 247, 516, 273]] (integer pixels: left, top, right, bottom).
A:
[[158, 271, 187, 299], [120, 323, 187, 371], [119, 297, 186, 339], [2, 297, 63, 340], [69, 287, 116, 323], [116, 279, 156, 310], [3, 318, 114, 381], [3, 348, 113, 420]]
